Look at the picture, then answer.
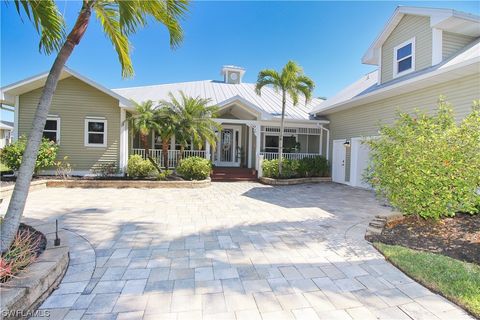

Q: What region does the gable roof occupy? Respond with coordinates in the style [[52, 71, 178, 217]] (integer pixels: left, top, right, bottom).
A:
[[113, 80, 324, 120], [312, 38, 480, 115], [0, 121, 13, 130], [363, 6, 480, 65], [1, 66, 135, 110]]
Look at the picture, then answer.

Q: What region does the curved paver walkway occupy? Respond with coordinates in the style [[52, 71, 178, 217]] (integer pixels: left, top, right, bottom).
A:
[[1, 182, 472, 320]]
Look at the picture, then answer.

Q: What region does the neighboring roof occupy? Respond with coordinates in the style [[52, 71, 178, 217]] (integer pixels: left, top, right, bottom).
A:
[[114, 80, 324, 120], [312, 39, 480, 115], [0, 121, 13, 130], [0, 66, 135, 110], [363, 6, 480, 65]]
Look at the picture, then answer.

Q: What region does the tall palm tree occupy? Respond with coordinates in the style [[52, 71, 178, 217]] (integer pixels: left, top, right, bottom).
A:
[[161, 91, 221, 159], [255, 61, 315, 175], [1, 0, 189, 253], [128, 100, 161, 156]]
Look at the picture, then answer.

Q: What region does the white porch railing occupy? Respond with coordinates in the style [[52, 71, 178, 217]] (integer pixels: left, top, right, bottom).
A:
[[132, 149, 206, 168], [260, 152, 322, 161]]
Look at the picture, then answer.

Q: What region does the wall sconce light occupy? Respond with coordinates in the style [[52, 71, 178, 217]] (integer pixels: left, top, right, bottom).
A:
[[343, 140, 351, 148]]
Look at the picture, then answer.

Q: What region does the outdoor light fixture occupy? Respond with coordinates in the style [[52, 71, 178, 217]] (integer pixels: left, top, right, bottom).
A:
[[343, 140, 351, 148]]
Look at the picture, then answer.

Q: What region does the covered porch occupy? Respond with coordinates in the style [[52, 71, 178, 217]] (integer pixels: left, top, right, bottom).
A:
[[130, 97, 329, 170]]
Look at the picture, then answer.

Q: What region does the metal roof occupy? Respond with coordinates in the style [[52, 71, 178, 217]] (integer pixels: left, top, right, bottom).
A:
[[113, 80, 324, 120], [0, 120, 13, 130]]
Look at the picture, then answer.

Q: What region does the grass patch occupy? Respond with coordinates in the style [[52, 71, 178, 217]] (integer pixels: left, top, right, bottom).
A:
[[374, 242, 480, 318]]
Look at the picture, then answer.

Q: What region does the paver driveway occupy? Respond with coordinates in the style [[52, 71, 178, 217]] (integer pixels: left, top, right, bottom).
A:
[[1, 182, 472, 320]]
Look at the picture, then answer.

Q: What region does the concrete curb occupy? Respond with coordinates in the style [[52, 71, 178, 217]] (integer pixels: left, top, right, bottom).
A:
[[45, 177, 211, 189]]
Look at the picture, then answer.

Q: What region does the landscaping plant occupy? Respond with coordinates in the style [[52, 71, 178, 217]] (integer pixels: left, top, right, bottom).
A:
[[365, 99, 480, 219], [255, 61, 315, 175], [0, 137, 58, 174], [177, 157, 211, 180], [1, 0, 189, 253], [127, 155, 156, 178], [262, 156, 329, 179], [92, 161, 118, 177], [55, 156, 73, 180]]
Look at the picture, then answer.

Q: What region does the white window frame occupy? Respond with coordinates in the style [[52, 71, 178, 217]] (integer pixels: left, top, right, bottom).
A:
[[393, 37, 415, 78], [84, 118, 107, 147], [43, 116, 61, 145], [263, 133, 298, 153]]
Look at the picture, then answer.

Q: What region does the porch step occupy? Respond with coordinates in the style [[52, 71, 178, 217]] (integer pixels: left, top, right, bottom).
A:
[[211, 168, 257, 182]]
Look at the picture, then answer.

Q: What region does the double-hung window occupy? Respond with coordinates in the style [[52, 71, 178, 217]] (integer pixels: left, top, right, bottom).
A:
[[43, 117, 60, 143], [85, 118, 107, 147], [394, 38, 415, 77]]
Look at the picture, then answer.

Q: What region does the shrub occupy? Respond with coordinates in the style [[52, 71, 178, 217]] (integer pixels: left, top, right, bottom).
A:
[[55, 156, 73, 180], [297, 156, 329, 177], [92, 161, 117, 177], [262, 156, 329, 179], [365, 98, 480, 219], [177, 156, 211, 180], [127, 155, 155, 178], [0, 136, 58, 174]]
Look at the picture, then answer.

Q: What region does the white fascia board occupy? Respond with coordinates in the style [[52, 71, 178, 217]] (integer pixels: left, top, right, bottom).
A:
[[316, 56, 479, 115], [217, 95, 270, 120]]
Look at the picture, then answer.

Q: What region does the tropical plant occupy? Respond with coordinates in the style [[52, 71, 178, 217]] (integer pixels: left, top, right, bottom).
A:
[[127, 155, 156, 178], [155, 106, 177, 169], [255, 61, 315, 175], [0, 137, 58, 174], [1, 0, 189, 253], [262, 156, 329, 179], [365, 98, 480, 219], [128, 100, 161, 155], [160, 91, 221, 159], [177, 156, 211, 180]]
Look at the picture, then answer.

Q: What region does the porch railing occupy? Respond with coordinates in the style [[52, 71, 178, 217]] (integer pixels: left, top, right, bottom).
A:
[[132, 149, 206, 168], [260, 152, 322, 161]]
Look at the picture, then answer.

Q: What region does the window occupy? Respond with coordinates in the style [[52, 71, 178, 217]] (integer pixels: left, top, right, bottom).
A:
[[264, 135, 298, 153], [394, 38, 415, 77], [85, 119, 107, 147], [43, 118, 60, 143]]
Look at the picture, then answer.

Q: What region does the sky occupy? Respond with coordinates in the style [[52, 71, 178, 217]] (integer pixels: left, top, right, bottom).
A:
[[1, 1, 479, 122]]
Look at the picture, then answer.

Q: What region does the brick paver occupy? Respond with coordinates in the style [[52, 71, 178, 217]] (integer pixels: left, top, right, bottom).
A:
[[1, 182, 473, 319]]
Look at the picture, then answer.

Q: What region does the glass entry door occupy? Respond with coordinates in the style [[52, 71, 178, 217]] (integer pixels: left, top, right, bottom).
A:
[[215, 126, 241, 167]]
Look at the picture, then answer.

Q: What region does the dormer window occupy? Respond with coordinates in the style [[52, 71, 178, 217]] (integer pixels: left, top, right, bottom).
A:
[[393, 38, 415, 77]]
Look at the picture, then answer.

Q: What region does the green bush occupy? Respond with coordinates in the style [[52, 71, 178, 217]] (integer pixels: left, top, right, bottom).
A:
[[365, 98, 480, 219], [176, 156, 211, 180], [127, 155, 155, 178], [0, 136, 58, 174], [297, 156, 330, 177], [262, 156, 329, 179]]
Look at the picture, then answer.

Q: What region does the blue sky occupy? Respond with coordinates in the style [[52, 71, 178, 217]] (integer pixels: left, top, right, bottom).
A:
[[1, 1, 479, 122]]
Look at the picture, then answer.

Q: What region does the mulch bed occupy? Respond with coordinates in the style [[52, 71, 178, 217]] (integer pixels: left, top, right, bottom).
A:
[[370, 213, 479, 265]]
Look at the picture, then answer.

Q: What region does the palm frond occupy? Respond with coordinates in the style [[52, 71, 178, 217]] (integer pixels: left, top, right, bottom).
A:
[[13, 0, 65, 54], [94, 2, 133, 78], [255, 69, 281, 95]]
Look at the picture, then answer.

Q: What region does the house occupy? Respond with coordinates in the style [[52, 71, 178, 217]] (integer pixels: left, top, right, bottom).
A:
[[0, 66, 329, 175], [312, 6, 480, 188], [0, 120, 13, 148]]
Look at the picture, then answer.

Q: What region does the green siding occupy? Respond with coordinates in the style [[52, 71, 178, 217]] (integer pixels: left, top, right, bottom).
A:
[[381, 15, 432, 83], [442, 32, 476, 60], [327, 73, 480, 164], [18, 77, 121, 172]]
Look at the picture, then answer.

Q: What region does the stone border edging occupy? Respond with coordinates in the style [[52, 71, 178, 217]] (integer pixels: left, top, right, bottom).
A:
[[364, 211, 403, 239], [0, 224, 70, 320], [0, 180, 47, 201], [45, 177, 211, 188], [259, 176, 331, 185]]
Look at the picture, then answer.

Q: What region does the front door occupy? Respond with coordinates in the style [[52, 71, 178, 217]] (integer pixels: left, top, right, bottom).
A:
[[215, 126, 242, 167], [332, 139, 346, 183]]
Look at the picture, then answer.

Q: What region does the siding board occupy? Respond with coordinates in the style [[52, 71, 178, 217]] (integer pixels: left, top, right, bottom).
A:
[[18, 77, 121, 172], [443, 32, 476, 60]]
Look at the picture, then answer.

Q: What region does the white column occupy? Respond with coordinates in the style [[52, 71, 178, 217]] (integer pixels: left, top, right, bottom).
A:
[[248, 126, 253, 168], [119, 108, 128, 173], [13, 96, 19, 141], [255, 125, 261, 169], [432, 28, 443, 65], [205, 140, 210, 160]]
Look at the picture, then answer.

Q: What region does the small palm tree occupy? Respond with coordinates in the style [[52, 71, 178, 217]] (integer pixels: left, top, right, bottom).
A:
[[255, 61, 315, 175], [128, 101, 161, 156], [155, 106, 177, 169], [162, 91, 221, 159], [1, 0, 189, 253]]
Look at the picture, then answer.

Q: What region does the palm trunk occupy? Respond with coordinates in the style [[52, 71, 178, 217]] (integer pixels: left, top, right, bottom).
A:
[[179, 144, 185, 161], [0, 4, 92, 253], [278, 91, 286, 176], [162, 139, 169, 169], [140, 133, 149, 159]]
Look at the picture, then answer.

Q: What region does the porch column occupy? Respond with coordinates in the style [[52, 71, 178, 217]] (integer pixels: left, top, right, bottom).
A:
[[248, 126, 253, 168], [205, 140, 211, 160], [119, 108, 128, 173], [255, 125, 261, 169]]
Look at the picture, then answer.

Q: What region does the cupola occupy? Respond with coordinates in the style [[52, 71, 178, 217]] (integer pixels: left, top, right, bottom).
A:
[[221, 65, 245, 84]]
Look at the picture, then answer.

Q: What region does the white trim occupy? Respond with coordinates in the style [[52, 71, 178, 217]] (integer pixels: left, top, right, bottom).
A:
[[13, 96, 19, 141], [378, 46, 383, 85], [215, 124, 242, 167], [432, 28, 443, 65], [393, 37, 416, 78], [44, 116, 61, 145], [119, 109, 127, 172], [248, 126, 253, 168], [84, 118, 107, 148]]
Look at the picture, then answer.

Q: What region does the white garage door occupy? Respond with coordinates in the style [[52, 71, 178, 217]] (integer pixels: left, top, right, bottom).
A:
[[350, 137, 371, 188]]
